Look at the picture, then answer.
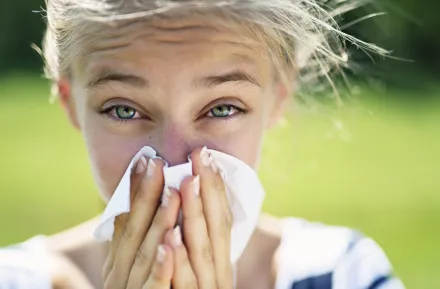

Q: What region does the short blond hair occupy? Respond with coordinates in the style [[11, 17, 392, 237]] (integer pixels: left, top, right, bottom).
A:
[[42, 0, 387, 99]]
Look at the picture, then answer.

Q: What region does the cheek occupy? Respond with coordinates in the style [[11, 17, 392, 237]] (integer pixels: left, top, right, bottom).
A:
[[82, 118, 147, 202], [230, 132, 264, 170], [213, 114, 266, 171]]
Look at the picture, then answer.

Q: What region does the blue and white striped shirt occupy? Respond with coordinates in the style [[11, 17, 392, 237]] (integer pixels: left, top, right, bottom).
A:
[[276, 218, 405, 289]]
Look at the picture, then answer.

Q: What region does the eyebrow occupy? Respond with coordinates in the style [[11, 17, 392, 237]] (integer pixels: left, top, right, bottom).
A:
[[85, 69, 261, 89], [196, 70, 261, 88], [86, 71, 148, 88]]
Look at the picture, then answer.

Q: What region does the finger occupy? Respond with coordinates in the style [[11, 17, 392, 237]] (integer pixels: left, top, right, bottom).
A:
[[106, 154, 148, 276], [106, 158, 165, 288], [130, 155, 149, 203], [191, 147, 232, 234], [104, 154, 148, 281], [142, 245, 173, 289], [191, 147, 234, 289], [164, 227, 197, 289], [103, 213, 128, 281], [180, 175, 216, 289], [126, 187, 181, 289]]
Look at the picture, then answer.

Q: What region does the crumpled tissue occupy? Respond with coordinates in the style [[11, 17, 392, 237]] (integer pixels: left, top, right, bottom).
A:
[[93, 146, 266, 263]]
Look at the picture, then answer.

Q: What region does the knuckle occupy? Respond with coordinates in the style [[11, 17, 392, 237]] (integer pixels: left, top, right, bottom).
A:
[[185, 278, 198, 289], [195, 204, 204, 219], [146, 274, 166, 288], [136, 183, 156, 204], [138, 177, 155, 196], [151, 210, 175, 234], [134, 185, 148, 202], [113, 214, 128, 238], [187, 204, 204, 223], [134, 245, 151, 266], [183, 202, 204, 222], [122, 220, 135, 240], [210, 178, 221, 190], [151, 210, 167, 228], [224, 210, 233, 229], [114, 214, 127, 228], [201, 245, 213, 263]]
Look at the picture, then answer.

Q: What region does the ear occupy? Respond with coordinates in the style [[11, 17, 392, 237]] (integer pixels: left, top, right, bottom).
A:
[[58, 77, 80, 130], [267, 80, 292, 129]]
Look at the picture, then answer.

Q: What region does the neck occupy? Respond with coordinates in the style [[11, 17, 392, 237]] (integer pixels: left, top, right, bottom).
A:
[[236, 214, 283, 289]]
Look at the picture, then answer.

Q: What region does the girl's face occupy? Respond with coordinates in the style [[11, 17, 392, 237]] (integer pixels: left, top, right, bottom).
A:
[[61, 17, 289, 201]]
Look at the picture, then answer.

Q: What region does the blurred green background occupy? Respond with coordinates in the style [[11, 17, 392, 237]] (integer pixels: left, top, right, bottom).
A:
[[0, 1, 439, 289]]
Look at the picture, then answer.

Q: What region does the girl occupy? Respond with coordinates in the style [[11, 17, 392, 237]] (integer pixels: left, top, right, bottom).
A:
[[0, 1, 405, 288]]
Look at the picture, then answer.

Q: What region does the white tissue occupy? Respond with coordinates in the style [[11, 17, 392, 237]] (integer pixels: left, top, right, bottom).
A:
[[93, 146, 266, 263]]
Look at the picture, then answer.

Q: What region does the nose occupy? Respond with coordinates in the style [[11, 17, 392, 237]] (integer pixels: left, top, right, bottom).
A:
[[152, 122, 195, 166]]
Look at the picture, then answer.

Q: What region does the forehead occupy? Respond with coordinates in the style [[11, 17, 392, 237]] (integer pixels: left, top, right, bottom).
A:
[[72, 15, 273, 85]]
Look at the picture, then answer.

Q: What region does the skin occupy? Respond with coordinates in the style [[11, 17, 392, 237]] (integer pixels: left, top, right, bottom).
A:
[[50, 15, 293, 289]]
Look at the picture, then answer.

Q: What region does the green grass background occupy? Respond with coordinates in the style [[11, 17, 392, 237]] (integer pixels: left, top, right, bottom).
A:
[[0, 73, 439, 288]]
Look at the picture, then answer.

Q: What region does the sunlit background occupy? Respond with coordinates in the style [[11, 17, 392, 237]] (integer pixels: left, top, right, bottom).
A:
[[0, 1, 439, 288]]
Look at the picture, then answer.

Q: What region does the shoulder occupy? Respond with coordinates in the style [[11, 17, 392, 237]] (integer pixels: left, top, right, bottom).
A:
[[275, 218, 405, 289], [0, 218, 103, 289], [0, 236, 52, 289]]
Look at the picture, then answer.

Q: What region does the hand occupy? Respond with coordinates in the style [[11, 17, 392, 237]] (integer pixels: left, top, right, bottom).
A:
[[102, 157, 181, 289], [163, 147, 234, 289]]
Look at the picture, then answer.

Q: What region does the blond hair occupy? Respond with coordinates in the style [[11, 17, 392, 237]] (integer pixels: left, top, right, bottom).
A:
[[41, 0, 388, 101]]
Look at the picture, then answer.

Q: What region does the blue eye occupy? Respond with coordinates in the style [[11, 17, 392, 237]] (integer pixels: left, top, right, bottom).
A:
[[208, 105, 239, 118], [101, 105, 141, 121], [115, 106, 136, 120]]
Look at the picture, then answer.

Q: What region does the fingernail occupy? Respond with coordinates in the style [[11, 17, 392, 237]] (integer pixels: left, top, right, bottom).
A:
[[156, 245, 166, 264], [200, 146, 211, 167], [173, 226, 182, 247], [193, 175, 200, 197], [161, 186, 172, 207], [135, 156, 147, 174], [146, 158, 156, 179], [208, 154, 218, 174]]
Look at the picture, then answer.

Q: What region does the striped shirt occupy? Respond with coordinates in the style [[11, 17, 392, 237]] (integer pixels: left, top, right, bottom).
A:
[[276, 218, 405, 289], [0, 218, 405, 289]]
